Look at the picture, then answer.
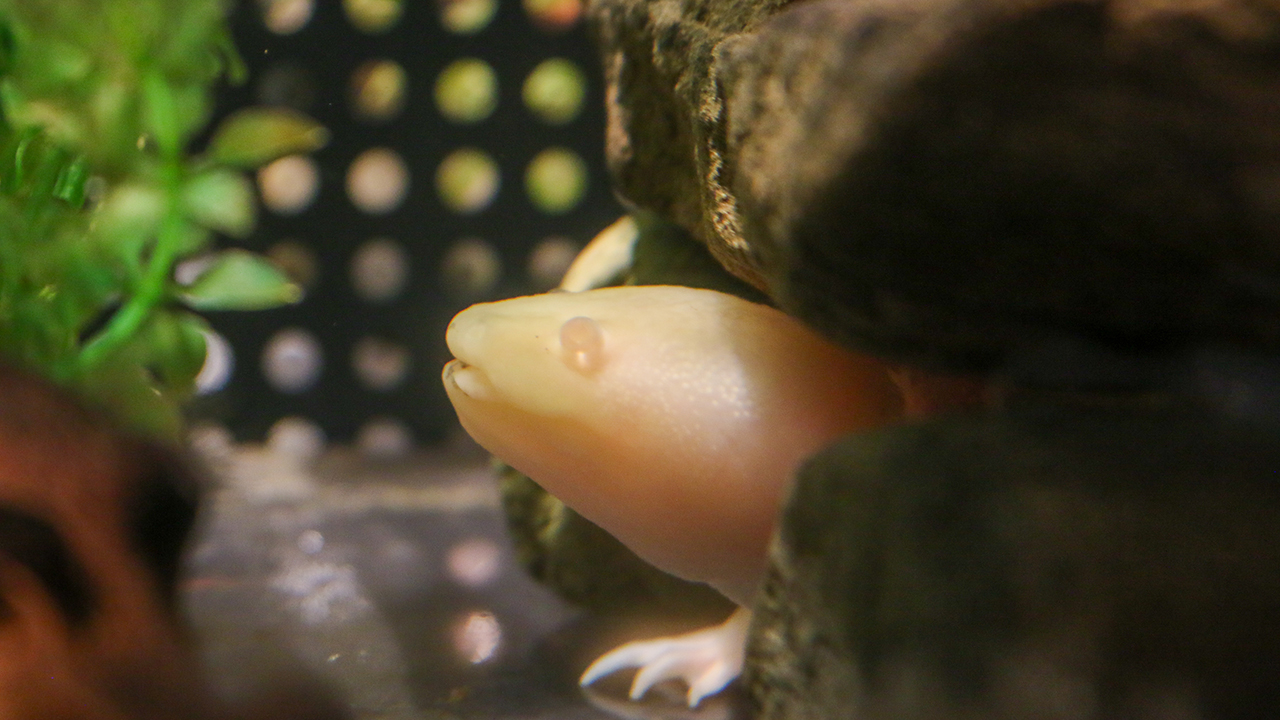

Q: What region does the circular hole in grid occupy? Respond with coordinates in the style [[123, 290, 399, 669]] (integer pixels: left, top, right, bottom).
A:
[[352, 336, 410, 391], [436, 148, 500, 214], [347, 148, 410, 215], [440, 237, 501, 299], [435, 58, 498, 124], [350, 59, 407, 122], [525, 147, 587, 214], [195, 328, 235, 395], [439, 0, 497, 34], [257, 62, 319, 111], [262, 327, 324, 393], [258, 155, 321, 215], [522, 58, 586, 125], [260, 0, 314, 34], [527, 236, 580, 290], [357, 417, 413, 458], [523, 0, 581, 31], [351, 237, 410, 302], [267, 239, 321, 291], [267, 416, 327, 461], [344, 0, 403, 33]]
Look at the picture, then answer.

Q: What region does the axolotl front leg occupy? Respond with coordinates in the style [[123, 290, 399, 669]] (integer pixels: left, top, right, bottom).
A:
[[441, 285, 904, 705]]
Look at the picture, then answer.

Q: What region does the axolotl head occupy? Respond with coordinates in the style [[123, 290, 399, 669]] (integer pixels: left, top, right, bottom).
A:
[[443, 290, 634, 419], [442, 284, 834, 457]]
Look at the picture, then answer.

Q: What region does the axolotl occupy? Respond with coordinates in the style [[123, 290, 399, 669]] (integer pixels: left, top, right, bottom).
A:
[[441, 285, 905, 706]]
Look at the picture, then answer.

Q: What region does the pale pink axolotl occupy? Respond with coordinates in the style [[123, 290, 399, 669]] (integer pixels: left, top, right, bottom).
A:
[[441, 284, 905, 706]]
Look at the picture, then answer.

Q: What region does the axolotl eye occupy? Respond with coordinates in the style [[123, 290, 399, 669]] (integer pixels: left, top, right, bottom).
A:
[[559, 316, 605, 374]]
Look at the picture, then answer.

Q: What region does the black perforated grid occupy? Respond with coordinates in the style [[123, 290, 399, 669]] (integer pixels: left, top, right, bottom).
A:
[[192, 0, 621, 448]]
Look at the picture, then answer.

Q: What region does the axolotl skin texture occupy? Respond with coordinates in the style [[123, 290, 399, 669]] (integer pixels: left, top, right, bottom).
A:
[[442, 285, 904, 705]]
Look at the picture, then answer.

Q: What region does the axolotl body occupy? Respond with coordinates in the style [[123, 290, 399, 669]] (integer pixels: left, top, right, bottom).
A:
[[442, 285, 905, 705]]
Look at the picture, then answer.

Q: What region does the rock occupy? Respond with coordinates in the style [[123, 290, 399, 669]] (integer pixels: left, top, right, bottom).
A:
[[584, 1, 1280, 714], [588, 0, 791, 290], [592, 0, 1280, 371], [749, 399, 1280, 719]]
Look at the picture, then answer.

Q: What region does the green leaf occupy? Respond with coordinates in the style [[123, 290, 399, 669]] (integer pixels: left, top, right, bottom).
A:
[[71, 350, 184, 441], [207, 107, 329, 168], [142, 68, 179, 157], [182, 249, 301, 310], [94, 181, 164, 249], [143, 310, 208, 397], [214, 28, 248, 86], [52, 155, 88, 206], [0, 19, 14, 77], [182, 168, 255, 237]]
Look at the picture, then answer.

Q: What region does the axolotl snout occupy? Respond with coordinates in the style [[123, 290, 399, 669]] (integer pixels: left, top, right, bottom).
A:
[[442, 285, 903, 704]]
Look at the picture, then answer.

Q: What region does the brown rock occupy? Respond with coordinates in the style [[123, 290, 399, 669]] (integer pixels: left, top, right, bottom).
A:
[[593, 0, 1280, 371]]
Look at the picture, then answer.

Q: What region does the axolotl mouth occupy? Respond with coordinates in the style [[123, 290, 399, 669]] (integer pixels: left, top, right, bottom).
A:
[[442, 356, 495, 403], [442, 306, 502, 403]]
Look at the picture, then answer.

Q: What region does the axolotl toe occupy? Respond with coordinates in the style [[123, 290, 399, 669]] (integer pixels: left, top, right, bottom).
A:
[[442, 284, 903, 705]]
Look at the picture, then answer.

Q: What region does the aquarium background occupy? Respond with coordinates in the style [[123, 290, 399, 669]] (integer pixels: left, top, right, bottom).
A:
[[193, 0, 620, 448]]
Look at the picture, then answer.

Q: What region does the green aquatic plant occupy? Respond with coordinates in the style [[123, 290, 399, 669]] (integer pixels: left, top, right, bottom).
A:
[[0, 0, 327, 437]]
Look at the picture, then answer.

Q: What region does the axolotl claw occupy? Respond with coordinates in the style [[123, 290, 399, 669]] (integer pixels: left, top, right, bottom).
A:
[[580, 607, 751, 707]]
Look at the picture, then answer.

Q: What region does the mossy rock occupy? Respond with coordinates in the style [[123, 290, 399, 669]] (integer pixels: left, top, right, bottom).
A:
[[748, 399, 1280, 718]]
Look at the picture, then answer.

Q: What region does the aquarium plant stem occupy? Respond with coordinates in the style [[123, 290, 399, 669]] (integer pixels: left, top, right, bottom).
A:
[[75, 157, 184, 373]]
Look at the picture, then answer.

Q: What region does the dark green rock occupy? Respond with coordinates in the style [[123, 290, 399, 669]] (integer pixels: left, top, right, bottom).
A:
[[592, 0, 1280, 371], [587, 0, 793, 290], [749, 399, 1280, 718], [579, 0, 1280, 713]]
